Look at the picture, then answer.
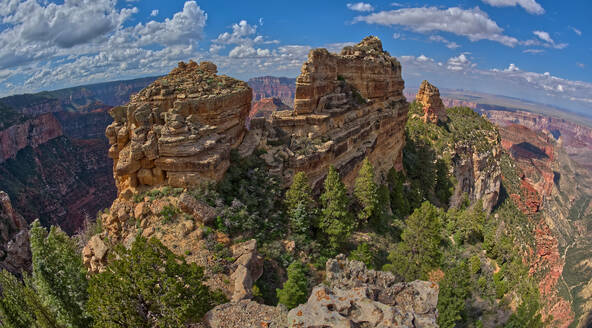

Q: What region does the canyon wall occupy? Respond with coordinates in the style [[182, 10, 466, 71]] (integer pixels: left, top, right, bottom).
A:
[[486, 109, 592, 172], [248, 76, 296, 108], [499, 123, 592, 327], [0, 113, 63, 164], [246, 36, 408, 190]]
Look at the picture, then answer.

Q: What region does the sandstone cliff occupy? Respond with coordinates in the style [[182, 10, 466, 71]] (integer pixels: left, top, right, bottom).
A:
[[246, 36, 408, 190], [105, 60, 251, 191]]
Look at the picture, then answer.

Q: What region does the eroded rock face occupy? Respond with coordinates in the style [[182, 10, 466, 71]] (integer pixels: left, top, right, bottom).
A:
[[416, 80, 447, 124], [0, 191, 30, 274], [287, 255, 439, 327], [106, 61, 251, 192], [0, 113, 63, 164], [248, 36, 408, 190]]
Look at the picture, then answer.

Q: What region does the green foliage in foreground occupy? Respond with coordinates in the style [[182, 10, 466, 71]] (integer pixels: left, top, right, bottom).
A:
[[437, 260, 471, 328], [30, 220, 91, 328], [276, 261, 309, 310], [285, 172, 317, 239], [354, 158, 379, 225], [320, 166, 355, 250], [87, 236, 225, 328], [385, 201, 443, 280]]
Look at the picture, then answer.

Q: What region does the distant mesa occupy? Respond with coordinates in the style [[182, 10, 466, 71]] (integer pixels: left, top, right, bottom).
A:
[[416, 80, 447, 124]]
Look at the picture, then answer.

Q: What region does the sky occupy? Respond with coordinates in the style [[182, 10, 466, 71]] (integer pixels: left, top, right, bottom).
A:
[[0, 0, 591, 116]]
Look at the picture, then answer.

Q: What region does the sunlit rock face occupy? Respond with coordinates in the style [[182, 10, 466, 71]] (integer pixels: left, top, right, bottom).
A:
[[416, 80, 447, 124], [246, 36, 409, 190], [105, 61, 252, 192]]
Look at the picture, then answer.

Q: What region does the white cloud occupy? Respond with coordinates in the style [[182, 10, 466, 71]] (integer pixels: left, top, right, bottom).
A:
[[570, 26, 582, 36], [429, 35, 460, 49], [504, 63, 520, 72], [150, 9, 158, 17], [577, 63, 586, 69], [532, 30, 567, 49], [354, 7, 519, 47], [523, 49, 544, 54], [446, 53, 475, 71], [347, 2, 374, 12], [0, 1, 208, 94], [393, 33, 401, 39], [480, 0, 544, 15]]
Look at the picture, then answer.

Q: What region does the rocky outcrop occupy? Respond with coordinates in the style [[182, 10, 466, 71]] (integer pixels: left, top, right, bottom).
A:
[[0, 191, 30, 274], [0, 113, 63, 164], [287, 255, 439, 327], [203, 300, 288, 328], [229, 239, 263, 302], [404, 90, 477, 110], [246, 36, 408, 190], [106, 61, 251, 192], [451, 138, 502, 212], [416, 80, 447, 124], [248, 76, 296, 108]]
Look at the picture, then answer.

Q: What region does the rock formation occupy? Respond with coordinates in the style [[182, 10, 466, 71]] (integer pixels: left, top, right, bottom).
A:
[[246, 36, 409, 190], [105, 61, 251, 191], [0, 191, 30, 274], [416, 80, 447, 124], [287, 255, 439, 327]]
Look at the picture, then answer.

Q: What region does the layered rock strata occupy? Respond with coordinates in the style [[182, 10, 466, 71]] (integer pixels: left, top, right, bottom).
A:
[[105, 61, 251, 192], [248, 76, 296, 108], [287, 255, 439, 327], [416, 80, 447, 124], [246, 36, 409, 189]]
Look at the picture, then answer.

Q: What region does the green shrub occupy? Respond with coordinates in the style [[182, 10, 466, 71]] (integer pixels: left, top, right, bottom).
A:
[[276, 261, 309, 309]]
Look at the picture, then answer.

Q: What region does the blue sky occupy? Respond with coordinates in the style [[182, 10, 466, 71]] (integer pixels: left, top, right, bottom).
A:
[[0, 0, 591, 116]]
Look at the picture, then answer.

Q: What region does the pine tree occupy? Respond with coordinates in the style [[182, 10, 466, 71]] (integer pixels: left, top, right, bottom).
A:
[[285, 172, 317, 237], [354, 158, 379, 225], [385, 201, 442, 280], [276, 261, 309, 309], [320, 166, 355, 250], [87, 236, 224, 327], [0, 270, 36, 328], [387, 167, 410, 218], [437, 260, 471, 328], [29, 220, 91, 328]]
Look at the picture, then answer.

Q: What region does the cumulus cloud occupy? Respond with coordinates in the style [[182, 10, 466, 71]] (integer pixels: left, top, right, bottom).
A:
[[0, 1, 208, 94], [354, 7, 519, 47], [150, 9, 158, 17], [347, 2, 374, 12], [480, 0, 544, 15]]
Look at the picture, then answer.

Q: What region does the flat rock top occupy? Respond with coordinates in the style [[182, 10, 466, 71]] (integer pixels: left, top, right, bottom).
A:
[[132, 60, 250, 103]]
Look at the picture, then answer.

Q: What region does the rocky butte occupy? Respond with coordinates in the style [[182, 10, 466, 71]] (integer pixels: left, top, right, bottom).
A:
[[245, 36, 409, 190], [416, 80, 447, 124], [105, 60, 251, 192]]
